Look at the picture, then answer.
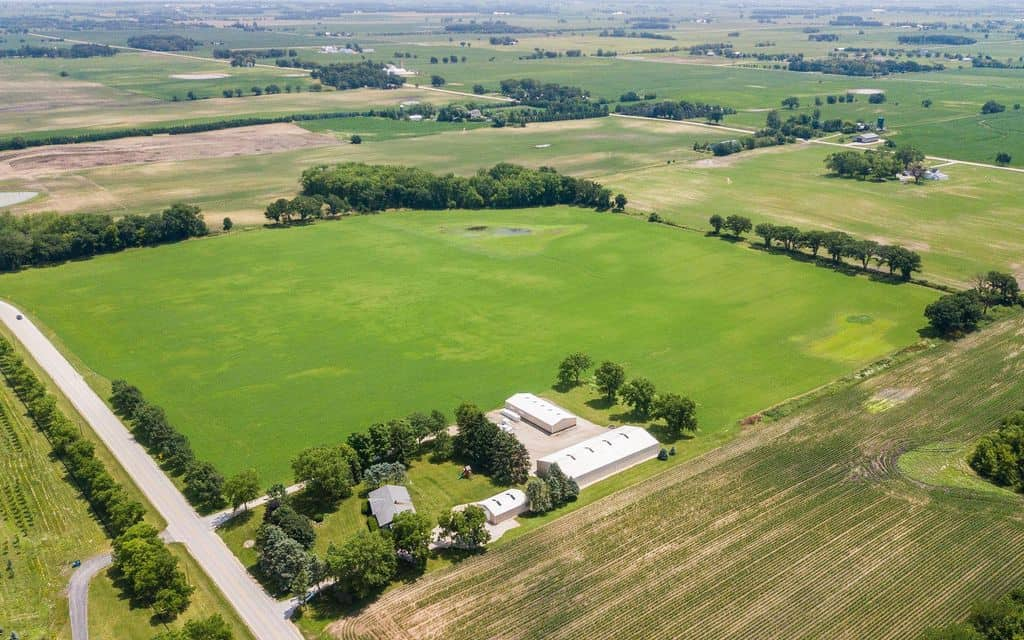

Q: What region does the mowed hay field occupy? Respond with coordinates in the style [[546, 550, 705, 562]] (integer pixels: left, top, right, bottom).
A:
[[0, 208, 936, 482], [332, 315, 1024, 640]]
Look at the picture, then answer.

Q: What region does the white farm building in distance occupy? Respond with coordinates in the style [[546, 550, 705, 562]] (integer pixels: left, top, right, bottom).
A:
[[536, 426, 659, 488], [505, 393, 577, 433]]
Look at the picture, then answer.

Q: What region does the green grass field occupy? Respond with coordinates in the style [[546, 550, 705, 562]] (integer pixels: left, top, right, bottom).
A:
[[333, 313, 1024, 640], [0, 207, 936, 482]]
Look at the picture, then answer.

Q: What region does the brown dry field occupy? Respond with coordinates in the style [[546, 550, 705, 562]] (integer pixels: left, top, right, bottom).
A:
[[0, 67, 447, 135], [0, 123, 338, 179], [329, 316, 1024, 640]]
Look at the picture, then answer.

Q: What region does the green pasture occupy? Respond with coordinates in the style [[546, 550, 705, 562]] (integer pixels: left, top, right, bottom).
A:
[[297, 115, 490, 140], [605, 142, 1024, 286], [0, 207, 935, 482]]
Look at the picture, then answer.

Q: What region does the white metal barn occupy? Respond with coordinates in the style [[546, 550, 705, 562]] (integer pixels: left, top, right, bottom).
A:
[[477, 488, 528, 524], [505, 393, 577, 433], [536, 426, 660, 488]]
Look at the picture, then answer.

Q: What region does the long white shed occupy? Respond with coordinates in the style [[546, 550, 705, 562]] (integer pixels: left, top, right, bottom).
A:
[[477, 488, 528, 524], [505, 393, 577, 433], [536, 426, 660, 488]]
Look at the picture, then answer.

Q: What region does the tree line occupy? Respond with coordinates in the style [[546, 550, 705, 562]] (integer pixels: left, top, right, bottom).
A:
[[0, 204, 208, 272], [925, 272, 1020, 336], [110, 380, 232, 512], [126, 34, 199, 51], [969, 407, 1024, 490], [0, 108, 437, 151], [0, 43, 116, 58], [788, 57, 944, 76], [309, 61, 406, 90], [0, 338, 197, 621], [0, 338, 146, 539], [614, 99, 735, 123], [825, 145, 928, 181], [557, 353, 698, 439], [494, 79, 609, 123], [707, 214, 925, 280], [291, 162, 614, 216]]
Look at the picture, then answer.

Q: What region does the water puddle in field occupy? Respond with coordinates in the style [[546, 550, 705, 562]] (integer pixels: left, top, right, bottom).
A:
[[0, 192, 37, 207], [464, 226, 533, 236]]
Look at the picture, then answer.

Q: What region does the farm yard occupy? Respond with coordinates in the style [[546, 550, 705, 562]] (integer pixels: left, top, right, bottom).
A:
[[331, 315, 1024, 640], [0, 207, 936, 482]]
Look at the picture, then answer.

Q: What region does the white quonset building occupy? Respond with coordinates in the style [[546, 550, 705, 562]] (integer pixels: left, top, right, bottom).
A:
[[477, 488, 528, 524], [536, 426, 660, 488], [505, 393, 577, 433]]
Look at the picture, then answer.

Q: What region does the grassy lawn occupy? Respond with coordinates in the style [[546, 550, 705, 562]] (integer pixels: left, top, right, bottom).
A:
[[898, 442, 1021, 498], [0, 207, 936, 483], [0, 383, 107, 640], [605, 142, 1024, 286], [88, 543, 255, 640]]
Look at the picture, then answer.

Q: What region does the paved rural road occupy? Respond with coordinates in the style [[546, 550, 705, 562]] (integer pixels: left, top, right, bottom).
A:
[[67, 553, 112, 640], [0, 302, 302, 640]]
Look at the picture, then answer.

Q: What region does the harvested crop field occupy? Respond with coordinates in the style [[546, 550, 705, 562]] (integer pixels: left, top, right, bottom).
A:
[[169, 73, 230, 80], [331, 316, 1024, 640], [0, 123, 339, 179]]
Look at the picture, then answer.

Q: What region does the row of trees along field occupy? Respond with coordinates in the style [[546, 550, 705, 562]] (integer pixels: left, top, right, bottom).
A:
[[252, 404, 504, 602], [493, 79, 609, 123], [969, 407, 1024, 489], [922, 586, 1024, 639], [706, 214, 924, 280], [925, 273, 1021, 336], [309, 61, 406, 90], [826, 145, 930, 181], [0, 107, 443, 151], [0, 43, 116, 58], [0, 204, 207, 272], [556, 352, 699, 439], [0, 338, 199, 622], [111, 381, 237, 513], [280, 162, 615, 216]]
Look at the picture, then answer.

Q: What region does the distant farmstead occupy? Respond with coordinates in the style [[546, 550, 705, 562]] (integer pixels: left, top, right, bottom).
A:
[[368, 485, 415, 527], [505, 393, 577, 433], [536, 426, 660, 488], [854, 132, 880, 144]]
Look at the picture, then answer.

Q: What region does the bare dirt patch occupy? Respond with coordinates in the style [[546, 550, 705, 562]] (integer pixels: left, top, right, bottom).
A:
[[0, 123, 340, 179]]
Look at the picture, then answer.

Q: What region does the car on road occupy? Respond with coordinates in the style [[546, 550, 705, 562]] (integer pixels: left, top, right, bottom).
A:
[[15, 314, 22, 320]]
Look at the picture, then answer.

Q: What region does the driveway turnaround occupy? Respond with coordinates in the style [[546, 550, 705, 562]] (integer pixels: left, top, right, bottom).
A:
[[68, 553, 112, 640], [0, 301, 302, 640]]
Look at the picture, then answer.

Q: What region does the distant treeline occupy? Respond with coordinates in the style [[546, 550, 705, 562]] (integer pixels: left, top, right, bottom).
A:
[[0, 109, 421, 152], [898, 34, 976, 45], [296, 162, 614, 214], [496, 79, 608, 123], [830, 16, 882, 26], [808, 33, 839, 42], [0, 338, 145, 538], [309, 61, 405, 90], [444, 20, 532, 33], [0, 204, 207, 272], [788, 57, 944, 75], [600, 29, 674, 40], [213, 47, 296, 59], [0, 43, 116, 58], [614, 100, 735, 123], [126, 34, 199, 51]]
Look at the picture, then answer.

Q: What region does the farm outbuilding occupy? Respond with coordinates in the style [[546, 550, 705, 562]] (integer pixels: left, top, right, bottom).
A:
[[536, 426, 660, 488], [477, 488, 528, 524], [854, 132, 880, 143], [368, 484, 415, 528], [505, 393, 577, 433]]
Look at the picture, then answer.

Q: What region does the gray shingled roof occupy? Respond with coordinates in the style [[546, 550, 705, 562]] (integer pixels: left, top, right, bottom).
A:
[[367, 484, 415, 527]]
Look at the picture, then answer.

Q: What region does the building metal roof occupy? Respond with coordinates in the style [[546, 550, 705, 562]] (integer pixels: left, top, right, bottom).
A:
[[506, 393, 576, 429], [367, 484, 415, 527], [478, 489, 527, 518], [537, 426, 659, 480]]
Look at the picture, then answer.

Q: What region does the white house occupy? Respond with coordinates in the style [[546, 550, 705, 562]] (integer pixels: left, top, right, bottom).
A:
[[477, 489, 528, 524], [505, 393, 577, 433], [536, 426, 660, 488]]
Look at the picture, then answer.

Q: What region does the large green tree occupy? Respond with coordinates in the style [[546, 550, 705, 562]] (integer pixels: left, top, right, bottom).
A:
[[325, 530, 398, 600], [292, 445, 358, 503], [654, 393, 699, 438], [389, 511, 434, 569], [621, 377, 657, 420], [437, 505, 490, 549], [556, 352, 593, 388], [594, 361, 626, 402], [223, 468, 260, 511]]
